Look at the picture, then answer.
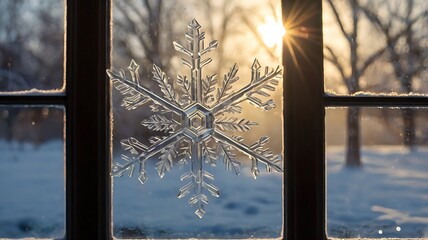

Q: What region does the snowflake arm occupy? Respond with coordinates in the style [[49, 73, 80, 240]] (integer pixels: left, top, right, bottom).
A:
[[201, 138, 217, 166], [120, 137, 148, 155], [215, 117, 258, 132], [108, 61, 151, 111], [152, 64, 182, 107], [172, 19, 217, 103], [178, 142, 220, 218], [156, 142, 177, 178], [211, 59, 282, 114], [141, 114, 179, 133], [111, 131, 185, 177], [107, 66, 184, 115], [178, 168, 220, 218], [216, 63, 239, 104], [212, 130, 283, 173], [217, 142, 241, 175], [201, 74, 217, 105], [177, 74, 192, 104]]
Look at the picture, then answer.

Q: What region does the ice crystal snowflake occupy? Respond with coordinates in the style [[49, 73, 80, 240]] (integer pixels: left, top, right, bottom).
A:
[[107, 19, 283, 218]]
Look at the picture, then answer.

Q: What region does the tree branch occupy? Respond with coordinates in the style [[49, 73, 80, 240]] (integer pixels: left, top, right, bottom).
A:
[[358, 47, 387, 77], [325, 45, 350, 89], [326, 0, 350, 42]]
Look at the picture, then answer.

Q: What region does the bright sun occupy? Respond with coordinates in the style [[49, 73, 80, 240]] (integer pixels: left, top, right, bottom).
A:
[[258, 16, 286, 48]]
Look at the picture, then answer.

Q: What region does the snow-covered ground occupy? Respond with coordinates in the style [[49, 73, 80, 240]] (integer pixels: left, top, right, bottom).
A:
[[327, 146, 428, 238], [113, 160, 284, 239], [0, 141, 65, 239], [2, 141, 428, 239]]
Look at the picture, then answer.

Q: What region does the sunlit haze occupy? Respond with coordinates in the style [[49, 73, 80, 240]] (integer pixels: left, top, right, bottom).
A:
[[258, 16, 286, 48]]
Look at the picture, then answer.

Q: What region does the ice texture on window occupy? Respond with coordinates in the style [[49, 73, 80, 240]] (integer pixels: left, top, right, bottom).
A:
[[108, 19, 283, 218]]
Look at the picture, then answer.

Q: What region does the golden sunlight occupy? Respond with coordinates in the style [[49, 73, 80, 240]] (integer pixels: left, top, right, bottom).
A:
[[257, 16, 286, 48]]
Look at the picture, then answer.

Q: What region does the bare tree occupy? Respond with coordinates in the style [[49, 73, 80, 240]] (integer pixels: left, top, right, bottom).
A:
[[201, 0, 243, 74], [0, 0, 63, 91], [0, 1, 64, 144], [324, 0, 388, 166], [113, 0, 280, 81], [113, 0, 174, 79], [0, 0, 31, 90], [362, 0, 428, 149], [240, 0, 281, 61]]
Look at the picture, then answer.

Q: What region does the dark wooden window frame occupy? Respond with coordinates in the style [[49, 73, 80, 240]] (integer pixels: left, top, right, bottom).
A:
[[0, 0, 426, 239], [285, 0, 428, 240], [0, 1, 110, 239]]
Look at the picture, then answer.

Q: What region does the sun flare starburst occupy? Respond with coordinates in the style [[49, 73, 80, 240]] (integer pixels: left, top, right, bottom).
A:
[[258, 16, 286, 48]]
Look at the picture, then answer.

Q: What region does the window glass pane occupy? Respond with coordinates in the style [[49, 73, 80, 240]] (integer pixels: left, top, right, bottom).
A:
[[0, 0, 65, 94], [0, 106, 65, 238], [326, 107, 428, 238], [323, 0, 428, 96], [110, 0, 284, 239]]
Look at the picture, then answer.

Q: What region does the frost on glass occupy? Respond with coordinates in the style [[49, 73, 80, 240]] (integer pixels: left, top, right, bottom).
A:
[[326, 107, 428, 238], [323, 0, 428, 96], [108, 19, 283, 219], [0, 106, 65, 238], [0, 0, 65, 94]]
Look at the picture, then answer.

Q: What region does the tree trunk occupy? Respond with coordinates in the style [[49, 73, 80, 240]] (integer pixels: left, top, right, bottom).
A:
[[345, 0, 361, 167], [402, 108, 416, 150], [346, 107, 361, 166], [401, 75, 416, 150]]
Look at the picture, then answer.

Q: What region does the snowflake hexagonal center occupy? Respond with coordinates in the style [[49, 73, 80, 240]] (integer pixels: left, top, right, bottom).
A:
[[183, 104, 214, 141], [189, 112, 205, 130]]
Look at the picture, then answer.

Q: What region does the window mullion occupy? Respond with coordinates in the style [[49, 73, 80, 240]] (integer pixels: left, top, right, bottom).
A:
[[284, 0, 325, 239], [66, 0, 110, 239]]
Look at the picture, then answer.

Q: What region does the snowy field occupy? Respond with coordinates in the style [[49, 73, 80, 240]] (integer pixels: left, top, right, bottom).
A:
[[1, 141, 428, 239], [327, 146, 428, 238], [113, 159, 284, 239], [0, 141, 65, 239]]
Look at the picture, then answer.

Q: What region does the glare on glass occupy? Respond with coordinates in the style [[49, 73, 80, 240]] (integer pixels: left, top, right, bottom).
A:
[[323, 0, 428, 95], [110, 0, 284, 239], [0, 0, 65, 94], [0, 106, 65, 238], [326, 107, 428, 238]]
